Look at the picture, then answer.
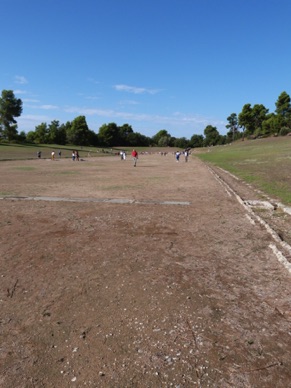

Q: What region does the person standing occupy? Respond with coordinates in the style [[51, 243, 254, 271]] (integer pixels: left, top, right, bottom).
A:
[[131, 149, 138, 167]]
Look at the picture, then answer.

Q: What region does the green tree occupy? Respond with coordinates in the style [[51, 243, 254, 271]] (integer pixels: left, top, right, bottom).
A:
[[276, 91, 291, 117], [261, 114, 280, 136], [34, 122, 49, 143], [98, 122, 120, 147], [275, 91, 291, 129], [119, 124, 133, 145], [189, 134, 204, 148], [152, 130, 170, 145], [158, 135, 172, 147], [172, 137, 189, 149], [46, 120, 67, 145], [67, 116, 91, 146], [0, 90, 23, 140], [217, 134, 227, 145], [26, 131, 36, 143], [87, 128, 99, 147], [238, 103, 268, 137], [61, 121, 72, 144], [238, 104, 254, 135], [47, 120, 60, 144], [252, 104, 269, 136], [17, 130, 27, 142], [55, 123, 68, 145], [203, 125, 220, 146], [226, 113, 239, 141], [127, 131, 150, 147]]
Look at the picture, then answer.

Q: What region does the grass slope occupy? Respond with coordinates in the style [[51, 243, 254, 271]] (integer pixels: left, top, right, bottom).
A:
[[196, 136, 291, 205]]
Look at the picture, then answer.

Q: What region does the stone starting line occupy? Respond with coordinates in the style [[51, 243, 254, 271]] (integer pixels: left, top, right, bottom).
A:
[[207, 164, 291, 275], [1, 196, 190, 206]]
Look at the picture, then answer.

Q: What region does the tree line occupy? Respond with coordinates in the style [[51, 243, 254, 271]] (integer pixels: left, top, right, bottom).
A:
[[0, 89, 290, 148]]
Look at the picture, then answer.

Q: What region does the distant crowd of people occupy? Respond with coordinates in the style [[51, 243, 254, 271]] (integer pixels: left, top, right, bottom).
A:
[[36, 150, 80, 161], [36, 148, 191, 165]]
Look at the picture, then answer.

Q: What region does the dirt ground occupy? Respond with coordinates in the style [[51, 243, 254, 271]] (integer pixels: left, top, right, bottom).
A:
[[1, 152, 291, 388]]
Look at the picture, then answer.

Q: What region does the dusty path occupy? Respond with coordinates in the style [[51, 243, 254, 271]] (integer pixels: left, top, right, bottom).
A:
[[1, 153, 291, 387]]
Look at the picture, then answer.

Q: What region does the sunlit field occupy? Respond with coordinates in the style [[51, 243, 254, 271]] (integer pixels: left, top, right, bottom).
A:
[[2, 138, 291, 205], [0, 143, 176, 161]]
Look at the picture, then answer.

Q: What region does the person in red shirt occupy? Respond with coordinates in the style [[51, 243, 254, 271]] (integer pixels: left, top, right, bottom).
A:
[[131, 149, 138, 167]]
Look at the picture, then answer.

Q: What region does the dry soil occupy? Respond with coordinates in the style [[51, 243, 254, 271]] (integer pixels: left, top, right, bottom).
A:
[[1, 152, 291, 387]]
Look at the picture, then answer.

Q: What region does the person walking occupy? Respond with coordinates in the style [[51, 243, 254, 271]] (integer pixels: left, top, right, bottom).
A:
[[131, 149, 138, 167]]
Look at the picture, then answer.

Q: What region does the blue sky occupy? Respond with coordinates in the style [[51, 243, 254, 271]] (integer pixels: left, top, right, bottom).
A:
[[1, 0, 291, 139]]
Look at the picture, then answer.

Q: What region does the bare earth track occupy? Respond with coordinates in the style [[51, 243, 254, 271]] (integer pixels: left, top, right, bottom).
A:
[[1, 153, 291, 387]]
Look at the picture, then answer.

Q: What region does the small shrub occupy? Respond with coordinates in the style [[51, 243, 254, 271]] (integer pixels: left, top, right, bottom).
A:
[[279, 126, 291, 136]]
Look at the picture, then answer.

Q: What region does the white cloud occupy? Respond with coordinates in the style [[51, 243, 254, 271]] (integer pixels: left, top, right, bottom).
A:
[[64, 106, 112, 116], [14, 89, 28, 95], [24, 103, 59, 110], [18, 101, 226, 136], [14, 75, 28, 85], [118, 100, 139, 106], [39, 105, 59, 110], [62, 104, 225, 131], [87, 77, 100, 84], [22, 114, 51, 121], [84, 96, 101, 100], [113, 84, 161, 95], [23, 98, 40, 103], [17, 114, 52, 131]]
